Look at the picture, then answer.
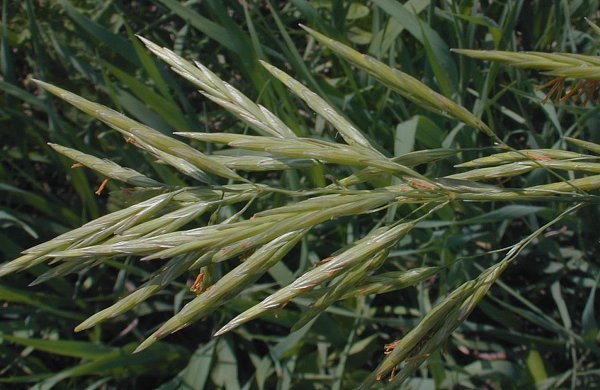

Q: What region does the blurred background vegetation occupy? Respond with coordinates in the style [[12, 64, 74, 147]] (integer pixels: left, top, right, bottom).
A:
[[1, 0, 599, 388]]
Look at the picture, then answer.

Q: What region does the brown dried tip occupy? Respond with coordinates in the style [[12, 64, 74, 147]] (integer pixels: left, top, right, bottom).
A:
[[190, 271, 206, 294], [71, 163, 84, 169], [565, 80, 600, 106], [95, 178, 109, 195], [538, 77, 600, 106], [318, 256, 334, 264], [384, 340, 401, 355], [407, 178, 438, 191], [538, 77, 565, 104], [125, 136, 142, 147], [525, 152, 552, 161], [389, 366, 397, 382], [475, 241, 492, 250], [406, 352, 431, 361]]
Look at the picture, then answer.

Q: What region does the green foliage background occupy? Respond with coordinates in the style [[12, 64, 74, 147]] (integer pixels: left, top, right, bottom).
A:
[[1, 0, 599, 388]]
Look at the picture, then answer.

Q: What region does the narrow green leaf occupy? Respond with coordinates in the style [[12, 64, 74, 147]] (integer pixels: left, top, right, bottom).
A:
[[0, 334, 116, 360], [395, 117, 418, 155], [526, 348, 548, 383], [373, 0, 457, 97], [58, 0, 139, 66]]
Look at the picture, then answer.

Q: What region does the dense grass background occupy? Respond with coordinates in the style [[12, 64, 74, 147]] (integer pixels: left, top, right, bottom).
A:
[[1, 0, 599, 388]]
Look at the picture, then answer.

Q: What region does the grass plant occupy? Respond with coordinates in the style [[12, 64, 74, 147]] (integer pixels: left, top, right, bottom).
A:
[[2, 1, 600, 388]]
